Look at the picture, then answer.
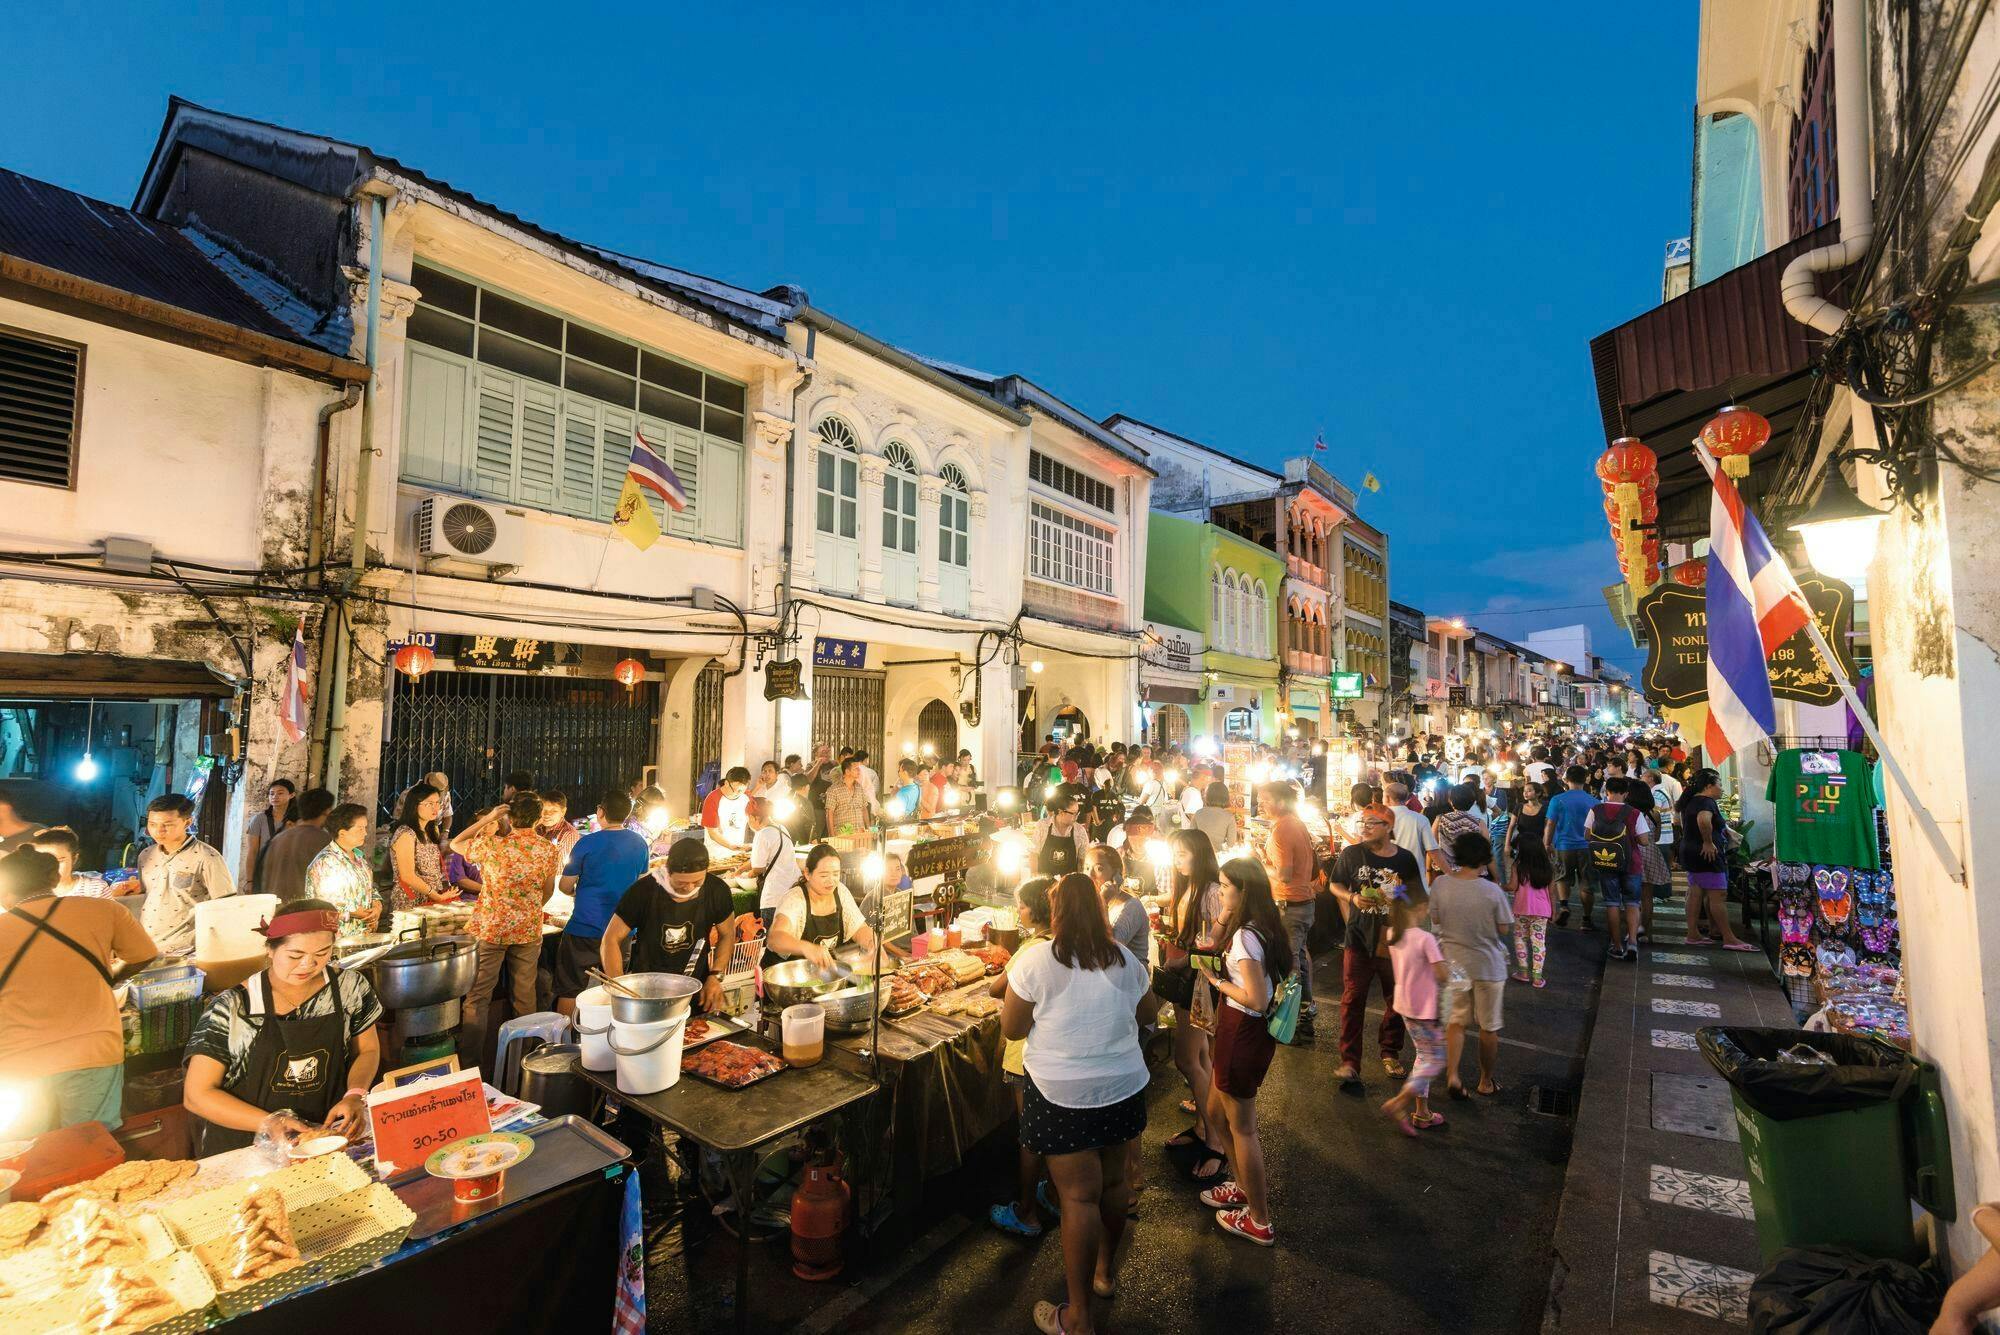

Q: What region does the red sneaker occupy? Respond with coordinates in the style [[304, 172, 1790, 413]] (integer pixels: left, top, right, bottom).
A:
[[1199, 1180, 1248, 1208], [1216, 1207, 1276, 1246]]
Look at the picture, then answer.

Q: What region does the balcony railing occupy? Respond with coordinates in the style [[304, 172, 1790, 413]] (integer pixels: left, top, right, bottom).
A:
[[1286, 553, 1327, 584], [1285, 650, 1331, 676]]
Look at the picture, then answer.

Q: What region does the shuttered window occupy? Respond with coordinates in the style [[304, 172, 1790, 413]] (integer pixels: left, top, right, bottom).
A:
[[0, 327, 81, 489], [402, 261, 744, 546]]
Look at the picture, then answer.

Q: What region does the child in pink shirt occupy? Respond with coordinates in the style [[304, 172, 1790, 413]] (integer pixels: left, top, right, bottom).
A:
[[1509, 840, 1557, 988], [1382, 891, 1449, 1135]]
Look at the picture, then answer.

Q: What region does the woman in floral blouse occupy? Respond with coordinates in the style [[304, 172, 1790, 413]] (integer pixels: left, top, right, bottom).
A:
[[306, 804, 380, 937]]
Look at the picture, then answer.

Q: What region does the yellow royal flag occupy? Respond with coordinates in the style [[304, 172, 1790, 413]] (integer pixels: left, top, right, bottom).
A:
[[1362, 471, 1382, 493], [611, 475, 661, 550]]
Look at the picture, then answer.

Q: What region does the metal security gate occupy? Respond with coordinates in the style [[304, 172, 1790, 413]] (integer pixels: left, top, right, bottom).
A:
[[382, 670, 659, 817], [1153, 704, 1191, 749], [812, 668, 884, 765], [690, 663, 724, 794], [917, 698, 958, 760]]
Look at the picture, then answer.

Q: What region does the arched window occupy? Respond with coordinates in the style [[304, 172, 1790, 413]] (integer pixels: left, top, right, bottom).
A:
[[881, 441, 918, 557], [1254, 581, 1269, 659], [1222, 571, 1240, 653], [815, 418, 859, 540], [937, 462, 970, 569], [1210, 567, 1225, 640]]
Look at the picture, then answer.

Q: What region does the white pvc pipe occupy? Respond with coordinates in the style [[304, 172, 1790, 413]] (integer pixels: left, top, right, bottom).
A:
[[1781, 0, 1875, 334]]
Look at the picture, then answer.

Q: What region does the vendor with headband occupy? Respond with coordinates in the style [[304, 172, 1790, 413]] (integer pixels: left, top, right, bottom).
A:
[[183, 899, 383, 1153]]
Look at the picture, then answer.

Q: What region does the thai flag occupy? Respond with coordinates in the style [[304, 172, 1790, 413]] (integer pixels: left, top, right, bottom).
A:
[[1698, 446, 1812, 762], [628, 430, 688, 512], [1312, 431, 1326, 452], [280, 625, 311, 744]]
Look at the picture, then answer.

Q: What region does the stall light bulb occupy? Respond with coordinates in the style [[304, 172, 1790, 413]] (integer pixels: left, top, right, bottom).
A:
[[921, 743, 936, 758], [863, 853, 886, 884], [1030, 660, 1045, 675], [1249, 762, 1271, 784], [886, 797, 907, 820], [1145, 838, 1172, 869], [774, 797, 796, 821], [1044, 784, 1057, 800], [996, 790, 1017, 811], [996, 841, 1024, 875], [0, 1085, 26, 1137], [903, 740, 917, 756], [1163, 768, 1180, 786], [643, 808, 669, 835], [1193, 737, 1219, 758], [1312, 742, 1326, 756], [73, 752, 99, 783], [945, 787, 962, 808], [1298, 801, 1319, 822]]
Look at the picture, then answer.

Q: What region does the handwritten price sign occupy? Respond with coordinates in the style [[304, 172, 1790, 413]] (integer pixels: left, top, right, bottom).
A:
[[366, 1068, 491, 1175]]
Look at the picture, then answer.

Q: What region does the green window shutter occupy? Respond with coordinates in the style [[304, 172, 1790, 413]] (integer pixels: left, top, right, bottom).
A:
[[700, 436, 742, 546], [517, 382, 560, 508], [560, 398, 602, 519], [473, 369, 520, 499], [402, 346, 469, 488], [665, 424, 702, 539], [601, 409, 636, 523]]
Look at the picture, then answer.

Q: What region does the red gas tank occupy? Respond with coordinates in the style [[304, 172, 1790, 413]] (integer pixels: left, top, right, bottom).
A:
[[790, 1157, 851, 1280]]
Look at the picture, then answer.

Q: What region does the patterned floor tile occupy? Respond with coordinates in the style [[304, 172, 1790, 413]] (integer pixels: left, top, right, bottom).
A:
[[1648, 1250, 1752, 1323], [1651, 1028, 1699, 1050], [1651, 951, 1710, 966], [1650, 1165, 1754, 1220], [1651, 997, 1723, 1018], [1652, 972, 1717, 990]]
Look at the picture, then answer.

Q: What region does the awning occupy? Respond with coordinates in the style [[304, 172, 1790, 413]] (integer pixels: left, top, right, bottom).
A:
[[0, 651, 236, 698], [1588, 222, 1844, 531], [1144, 684, 1203, 706]]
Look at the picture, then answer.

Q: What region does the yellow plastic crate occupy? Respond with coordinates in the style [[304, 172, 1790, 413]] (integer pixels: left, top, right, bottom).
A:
[[0, 1248, 215, 1335], [166, 1182, 415, 1317]]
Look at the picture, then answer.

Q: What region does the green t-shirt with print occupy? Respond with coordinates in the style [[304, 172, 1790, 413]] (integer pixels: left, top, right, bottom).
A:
[[1764, 749, 1879, 870]]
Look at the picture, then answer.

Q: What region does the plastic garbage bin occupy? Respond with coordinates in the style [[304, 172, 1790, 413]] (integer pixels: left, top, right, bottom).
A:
[[1698, 1027, 1929, 1263]]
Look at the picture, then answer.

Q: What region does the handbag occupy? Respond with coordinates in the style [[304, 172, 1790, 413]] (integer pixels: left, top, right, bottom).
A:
[[1152, 961, 1196, 1009], [1265, 972, 1302, 1043]]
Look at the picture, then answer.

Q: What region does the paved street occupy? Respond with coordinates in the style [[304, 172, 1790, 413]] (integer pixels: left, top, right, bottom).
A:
[[639, 927, 1610, 1334]]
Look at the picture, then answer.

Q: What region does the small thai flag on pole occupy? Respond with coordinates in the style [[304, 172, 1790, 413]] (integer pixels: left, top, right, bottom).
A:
[[1312, 431, 1326, 452], [1697, 446, 1812, 762], [628, 430, 688, 512], [280, 625, 311, 744]]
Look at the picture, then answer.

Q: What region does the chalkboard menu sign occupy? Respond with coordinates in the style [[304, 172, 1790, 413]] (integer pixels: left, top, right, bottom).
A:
[[1637, 576, 1856, 707], [904, 832, 986, 882]]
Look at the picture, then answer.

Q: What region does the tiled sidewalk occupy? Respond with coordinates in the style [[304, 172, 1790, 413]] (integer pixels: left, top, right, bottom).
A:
[[1543, 894, 1799, 1332]]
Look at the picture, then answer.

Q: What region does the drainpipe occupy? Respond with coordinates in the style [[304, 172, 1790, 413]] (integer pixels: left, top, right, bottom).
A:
[[1780, 0, 1874, 334], [307, 384, 361, 787], [772, 327, 815, 751], [325, 187, 391, 794]]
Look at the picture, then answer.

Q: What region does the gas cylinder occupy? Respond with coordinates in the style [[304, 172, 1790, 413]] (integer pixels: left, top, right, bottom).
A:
[[789, 1157, 851, 1280]]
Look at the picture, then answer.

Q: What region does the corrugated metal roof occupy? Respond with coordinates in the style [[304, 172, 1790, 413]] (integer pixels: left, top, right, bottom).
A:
[[0, 167, 313, 345]]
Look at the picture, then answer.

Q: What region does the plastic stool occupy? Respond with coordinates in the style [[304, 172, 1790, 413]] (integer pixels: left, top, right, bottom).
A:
[[493, 1011, 571, 1095]]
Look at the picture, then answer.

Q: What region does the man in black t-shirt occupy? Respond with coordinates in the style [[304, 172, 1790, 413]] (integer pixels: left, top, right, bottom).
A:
[[599, 839, 738, 1012], [1328, 803, 1427, 1085]]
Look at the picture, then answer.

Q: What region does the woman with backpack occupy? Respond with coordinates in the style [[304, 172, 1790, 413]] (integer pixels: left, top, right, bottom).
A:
[[1192, 857, 1294, 1247]]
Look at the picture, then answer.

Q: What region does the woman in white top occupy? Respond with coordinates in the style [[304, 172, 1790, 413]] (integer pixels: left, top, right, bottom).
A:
[[1189, 781, 1237, 854], [1002, 871, 1150, 1335], [745, 798, 801, 917], [766, 843, 876, 971]]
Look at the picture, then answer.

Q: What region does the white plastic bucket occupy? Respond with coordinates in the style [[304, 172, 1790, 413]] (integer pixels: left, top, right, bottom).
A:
[[576, 987, 616, 1072], [609, 1011, 688, 1095]]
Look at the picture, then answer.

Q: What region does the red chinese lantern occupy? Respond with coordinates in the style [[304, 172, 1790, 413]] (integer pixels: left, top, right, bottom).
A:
[[393, 643, 435, 679], [1640, 490, 1659, 522], [612, 657, 646, 689], [1674, 558, 1707, 587], [1595, 437, 1658, 486], [1699, 405, 1771, 478]]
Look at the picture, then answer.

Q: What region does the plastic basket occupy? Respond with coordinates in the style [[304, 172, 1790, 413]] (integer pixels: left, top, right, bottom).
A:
[[0, 1212, 177, 1298], [172, 1183, 415, 1316], [129, 966, 206, 1010], [154, 1153, 370, 1241], [0, 1246, 215, 1335]]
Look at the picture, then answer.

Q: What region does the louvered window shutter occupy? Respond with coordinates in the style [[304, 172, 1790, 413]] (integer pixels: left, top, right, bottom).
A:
[[0, 329, 80, 488], [666, 424, 701, 539], [600, 408, 636, 523], [516, 383, 561, 507], [473, 369, 521, 499]]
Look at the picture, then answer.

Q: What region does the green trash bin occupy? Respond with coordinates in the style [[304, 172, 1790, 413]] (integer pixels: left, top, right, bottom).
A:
[[1698, 1027, 1934, 1263]]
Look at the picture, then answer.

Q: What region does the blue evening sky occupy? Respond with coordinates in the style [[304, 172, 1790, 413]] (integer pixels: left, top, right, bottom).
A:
[[3, 2, 1692, 667]]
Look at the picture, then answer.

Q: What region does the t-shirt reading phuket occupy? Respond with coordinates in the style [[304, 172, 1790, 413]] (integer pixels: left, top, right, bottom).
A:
[[614, 872, 734, 976], [1331, 843, 1426, 955], [1765, 748, 1880, 870], [1005, 938, 1151, 1108]]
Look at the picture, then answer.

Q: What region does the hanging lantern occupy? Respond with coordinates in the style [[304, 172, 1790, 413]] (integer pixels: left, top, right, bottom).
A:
[[1640, 490, 1659, 522], [393, 643, 435, 679], [612, 657, 646, 689], [1595, 437, 1658, 487], [1674, 558, 1707, 587], [1699, 405, 1771, 478]]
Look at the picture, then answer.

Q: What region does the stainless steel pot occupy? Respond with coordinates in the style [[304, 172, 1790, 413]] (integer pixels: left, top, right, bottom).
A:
[[817, 980, 890, 1033], [606, 972, 702, 1024], [364, 933, 478, 1011], [763, 958, 839, 1008]]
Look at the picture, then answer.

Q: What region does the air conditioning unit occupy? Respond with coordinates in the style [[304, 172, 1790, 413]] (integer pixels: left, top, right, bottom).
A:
[[415, 495, 527, 567]]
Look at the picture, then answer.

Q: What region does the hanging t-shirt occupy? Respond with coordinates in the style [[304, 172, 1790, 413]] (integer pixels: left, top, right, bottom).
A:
[[1765, 749, 1880, 870]]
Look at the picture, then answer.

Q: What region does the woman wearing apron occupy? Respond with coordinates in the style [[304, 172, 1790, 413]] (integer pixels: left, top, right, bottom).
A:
[[599, 840, 738, 1013], [183, 901, 382, 1154], [1029, 791, 1090, 880], [766, 844, 877, 972]]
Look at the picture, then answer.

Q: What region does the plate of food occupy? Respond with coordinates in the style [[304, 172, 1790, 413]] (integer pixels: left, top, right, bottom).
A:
[[425, 1133, 535, 1203], [681, 1040, 787, 1090], [679, 1014, 743, 1050]]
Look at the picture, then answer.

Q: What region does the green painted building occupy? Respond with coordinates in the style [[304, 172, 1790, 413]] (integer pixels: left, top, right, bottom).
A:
[[1145, 512, 1284, 745]]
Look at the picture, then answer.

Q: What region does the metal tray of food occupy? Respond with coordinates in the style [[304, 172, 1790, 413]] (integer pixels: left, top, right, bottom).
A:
[[395, 1115, 630, 1240], [679, 1014, 744, 1051], [679, 1039, 789, 1091]]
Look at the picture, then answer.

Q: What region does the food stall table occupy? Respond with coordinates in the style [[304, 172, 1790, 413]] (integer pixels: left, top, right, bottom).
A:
[[576, 1056, 876, 1333]]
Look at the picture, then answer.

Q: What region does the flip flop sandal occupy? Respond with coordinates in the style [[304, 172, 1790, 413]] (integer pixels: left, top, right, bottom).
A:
[[1414, 1112, 1448, 1130], [1447, 1084, 1471, 1102], [1476, 1085, 1503, 1098], [1189, 1146, 1230, 1186], [1339, 1077, 1367, 1098], [1179, 1098, 1198, 1115], [1164, 1126, 1203, 1149], [1382, 1058, 1408, 1078]]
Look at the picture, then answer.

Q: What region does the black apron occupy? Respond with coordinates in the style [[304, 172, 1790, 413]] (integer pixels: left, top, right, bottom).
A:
[[649, 889, 717, 979], [762, 891, 850, 969], [0, 898, 114, 991], [1035, 825, 1079, 877], [200, 971, 348, 1154]]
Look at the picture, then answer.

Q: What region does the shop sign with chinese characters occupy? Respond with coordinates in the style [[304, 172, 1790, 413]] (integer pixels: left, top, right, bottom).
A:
[[1635, 576, 1856, 707]]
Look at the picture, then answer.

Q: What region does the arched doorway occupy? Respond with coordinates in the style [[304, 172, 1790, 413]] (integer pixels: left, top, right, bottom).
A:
[[1049, 706, 1090, 743], [1153, 704, 1191, 749], [917, 699, 957, 760]]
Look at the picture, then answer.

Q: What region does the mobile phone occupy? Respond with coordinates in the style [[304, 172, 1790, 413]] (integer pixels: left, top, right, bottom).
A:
[[1188, 951, 1226, 973]]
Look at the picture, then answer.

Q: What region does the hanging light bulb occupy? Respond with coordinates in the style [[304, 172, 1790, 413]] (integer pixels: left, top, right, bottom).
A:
[[74, 700, 99, 783], [1788, 464, 1889, 581]]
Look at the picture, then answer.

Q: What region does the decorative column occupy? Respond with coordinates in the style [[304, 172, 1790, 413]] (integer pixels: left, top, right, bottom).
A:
[[858, 452, 888, 602], [918, 476, 944, 610], [967, 490, 992, 617]]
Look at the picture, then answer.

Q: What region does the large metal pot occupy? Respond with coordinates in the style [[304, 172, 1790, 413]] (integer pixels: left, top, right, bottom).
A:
[[816, 981, 890, 1033], [606, 972, 702, 1024], [363, 934, 478, 1011]]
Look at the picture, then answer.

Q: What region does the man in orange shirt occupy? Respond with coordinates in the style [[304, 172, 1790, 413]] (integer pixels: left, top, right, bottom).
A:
[[451, 792, 560, 1066], [1259, 783, 1320, 1041], [0, 846, 158, 1133]]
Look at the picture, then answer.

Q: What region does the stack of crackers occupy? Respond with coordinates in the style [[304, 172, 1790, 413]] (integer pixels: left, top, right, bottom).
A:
[[0, 1159, 198, 1254]]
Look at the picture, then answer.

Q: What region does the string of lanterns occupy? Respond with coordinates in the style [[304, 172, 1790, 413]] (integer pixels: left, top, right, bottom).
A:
[[1595, 405, 1773, 596]]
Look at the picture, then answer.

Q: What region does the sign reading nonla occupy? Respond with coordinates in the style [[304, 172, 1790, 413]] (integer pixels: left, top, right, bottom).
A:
[[1636, 576, 1856, 708]]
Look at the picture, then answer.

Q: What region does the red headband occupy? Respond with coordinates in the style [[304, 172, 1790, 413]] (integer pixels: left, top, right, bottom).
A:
[[262, 908, 340, 939]]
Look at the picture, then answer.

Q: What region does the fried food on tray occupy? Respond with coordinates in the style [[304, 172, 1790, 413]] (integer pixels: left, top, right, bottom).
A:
[[0, 1199, 42, 1250], [221, 1185, 303, 1287], [95, 1158, 199, 1205], [57, 1197, 148, 1270], [76, 1264, 182, 1335]]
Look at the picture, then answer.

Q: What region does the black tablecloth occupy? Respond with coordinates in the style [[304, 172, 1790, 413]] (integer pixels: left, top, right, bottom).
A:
[[224, 1171, 625, 1335]]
